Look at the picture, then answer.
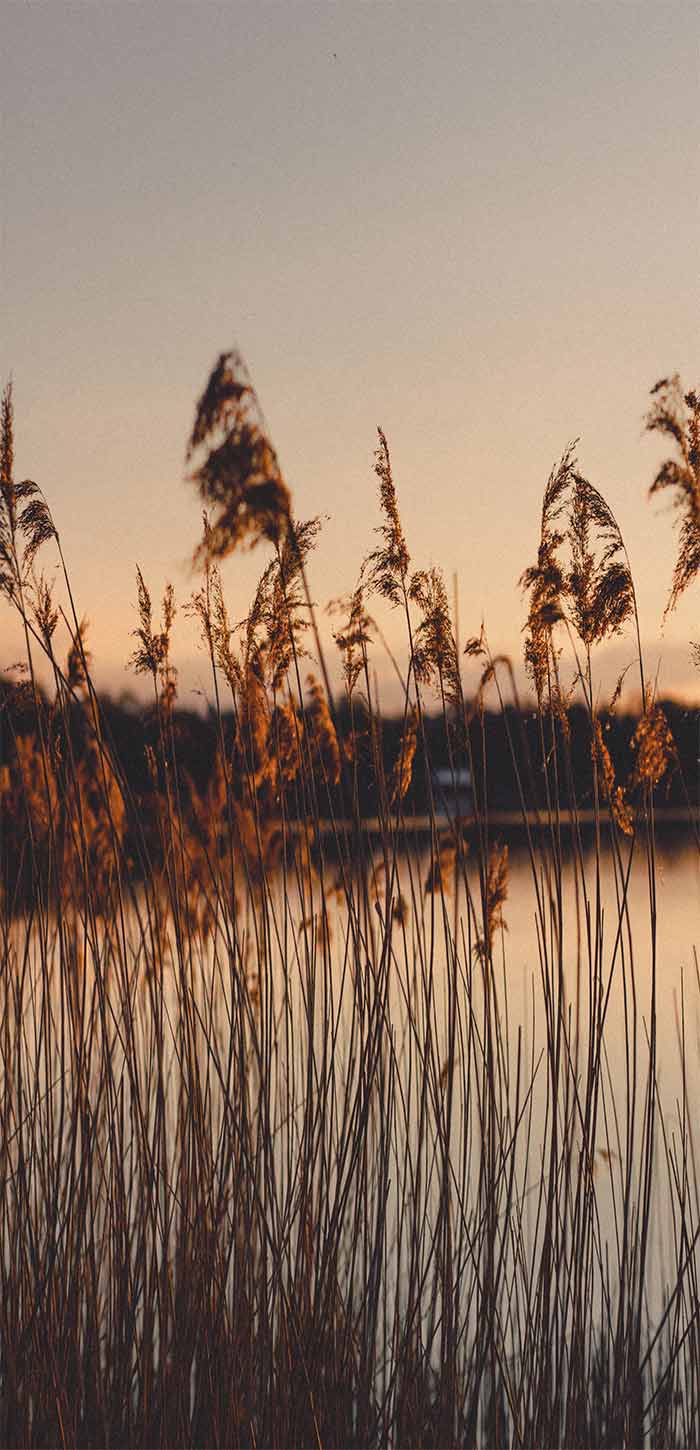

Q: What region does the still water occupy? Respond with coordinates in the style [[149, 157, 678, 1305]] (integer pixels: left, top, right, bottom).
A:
[[5, 831, 700, 1348]]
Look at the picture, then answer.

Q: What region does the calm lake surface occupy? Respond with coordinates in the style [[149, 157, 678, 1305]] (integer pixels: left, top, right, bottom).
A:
[[7, 831, 700, 1335]]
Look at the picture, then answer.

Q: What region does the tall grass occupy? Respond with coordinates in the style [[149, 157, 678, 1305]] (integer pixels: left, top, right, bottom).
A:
[[0, 362, 698, 1447]]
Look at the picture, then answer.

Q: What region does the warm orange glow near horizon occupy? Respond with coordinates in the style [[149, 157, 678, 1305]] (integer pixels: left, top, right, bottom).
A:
[[2, 2, 697, 710]]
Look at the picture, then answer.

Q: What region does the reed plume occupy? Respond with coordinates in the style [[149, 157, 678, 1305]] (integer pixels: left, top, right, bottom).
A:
[[210, 565, 243, 695], [129, 568, 178, 711], [520, 447, 573, 700], [66, 616, 91, 694], [483, 839, 509, 952], [367, 428, 410, 605], [0, 383, 56, 603], [592, 717, 634, 835], [646, 376, 700, 611], [266, 516, 320, 690], [566, 473, 634, 646], [331, 584, 372, 696], [31, 573, 59, 649], [269, 696, 302, 786], [631, 697, 676, 789], [234, 661, 274, 795], [7, 730, 58, 844], [424, 833, 457, 894], [390, 706, 418, 805], [187, 352, 291, 561], [522, 447, 634, 699], [410, 565, 461, 710], [0, 374, 58, 927], [306, 672, 340, 786], [72, 730, 126, 900]]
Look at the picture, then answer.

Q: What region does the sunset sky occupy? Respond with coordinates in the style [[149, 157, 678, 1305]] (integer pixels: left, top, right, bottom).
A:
[[2, 1, 698, 710]]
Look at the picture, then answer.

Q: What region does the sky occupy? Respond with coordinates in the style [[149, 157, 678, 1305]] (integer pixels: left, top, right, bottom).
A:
[[2, 0, 698, 711]]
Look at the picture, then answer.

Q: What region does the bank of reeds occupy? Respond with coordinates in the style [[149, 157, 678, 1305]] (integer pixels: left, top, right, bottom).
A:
[[0, 362, 698, 1447]]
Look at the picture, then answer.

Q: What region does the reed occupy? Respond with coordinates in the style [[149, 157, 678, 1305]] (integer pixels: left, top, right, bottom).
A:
[[0, 364, 697, 1447]]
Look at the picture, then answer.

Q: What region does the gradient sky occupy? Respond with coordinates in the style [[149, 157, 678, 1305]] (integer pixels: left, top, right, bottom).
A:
[[2, 0, 698, 709]]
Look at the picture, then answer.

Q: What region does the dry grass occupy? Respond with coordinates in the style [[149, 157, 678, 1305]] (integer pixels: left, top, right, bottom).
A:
[[0, 364, 698, 1447]]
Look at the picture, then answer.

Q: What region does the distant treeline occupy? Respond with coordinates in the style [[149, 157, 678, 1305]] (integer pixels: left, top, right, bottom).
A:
[[2, 677, 697, 819]]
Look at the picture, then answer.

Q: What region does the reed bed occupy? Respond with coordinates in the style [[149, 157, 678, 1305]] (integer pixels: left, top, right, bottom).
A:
[[0, 361, 698, 1447]]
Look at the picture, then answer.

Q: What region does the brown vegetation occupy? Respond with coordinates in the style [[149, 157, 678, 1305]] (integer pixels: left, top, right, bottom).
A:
[[0, 366, 697, 1447]]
